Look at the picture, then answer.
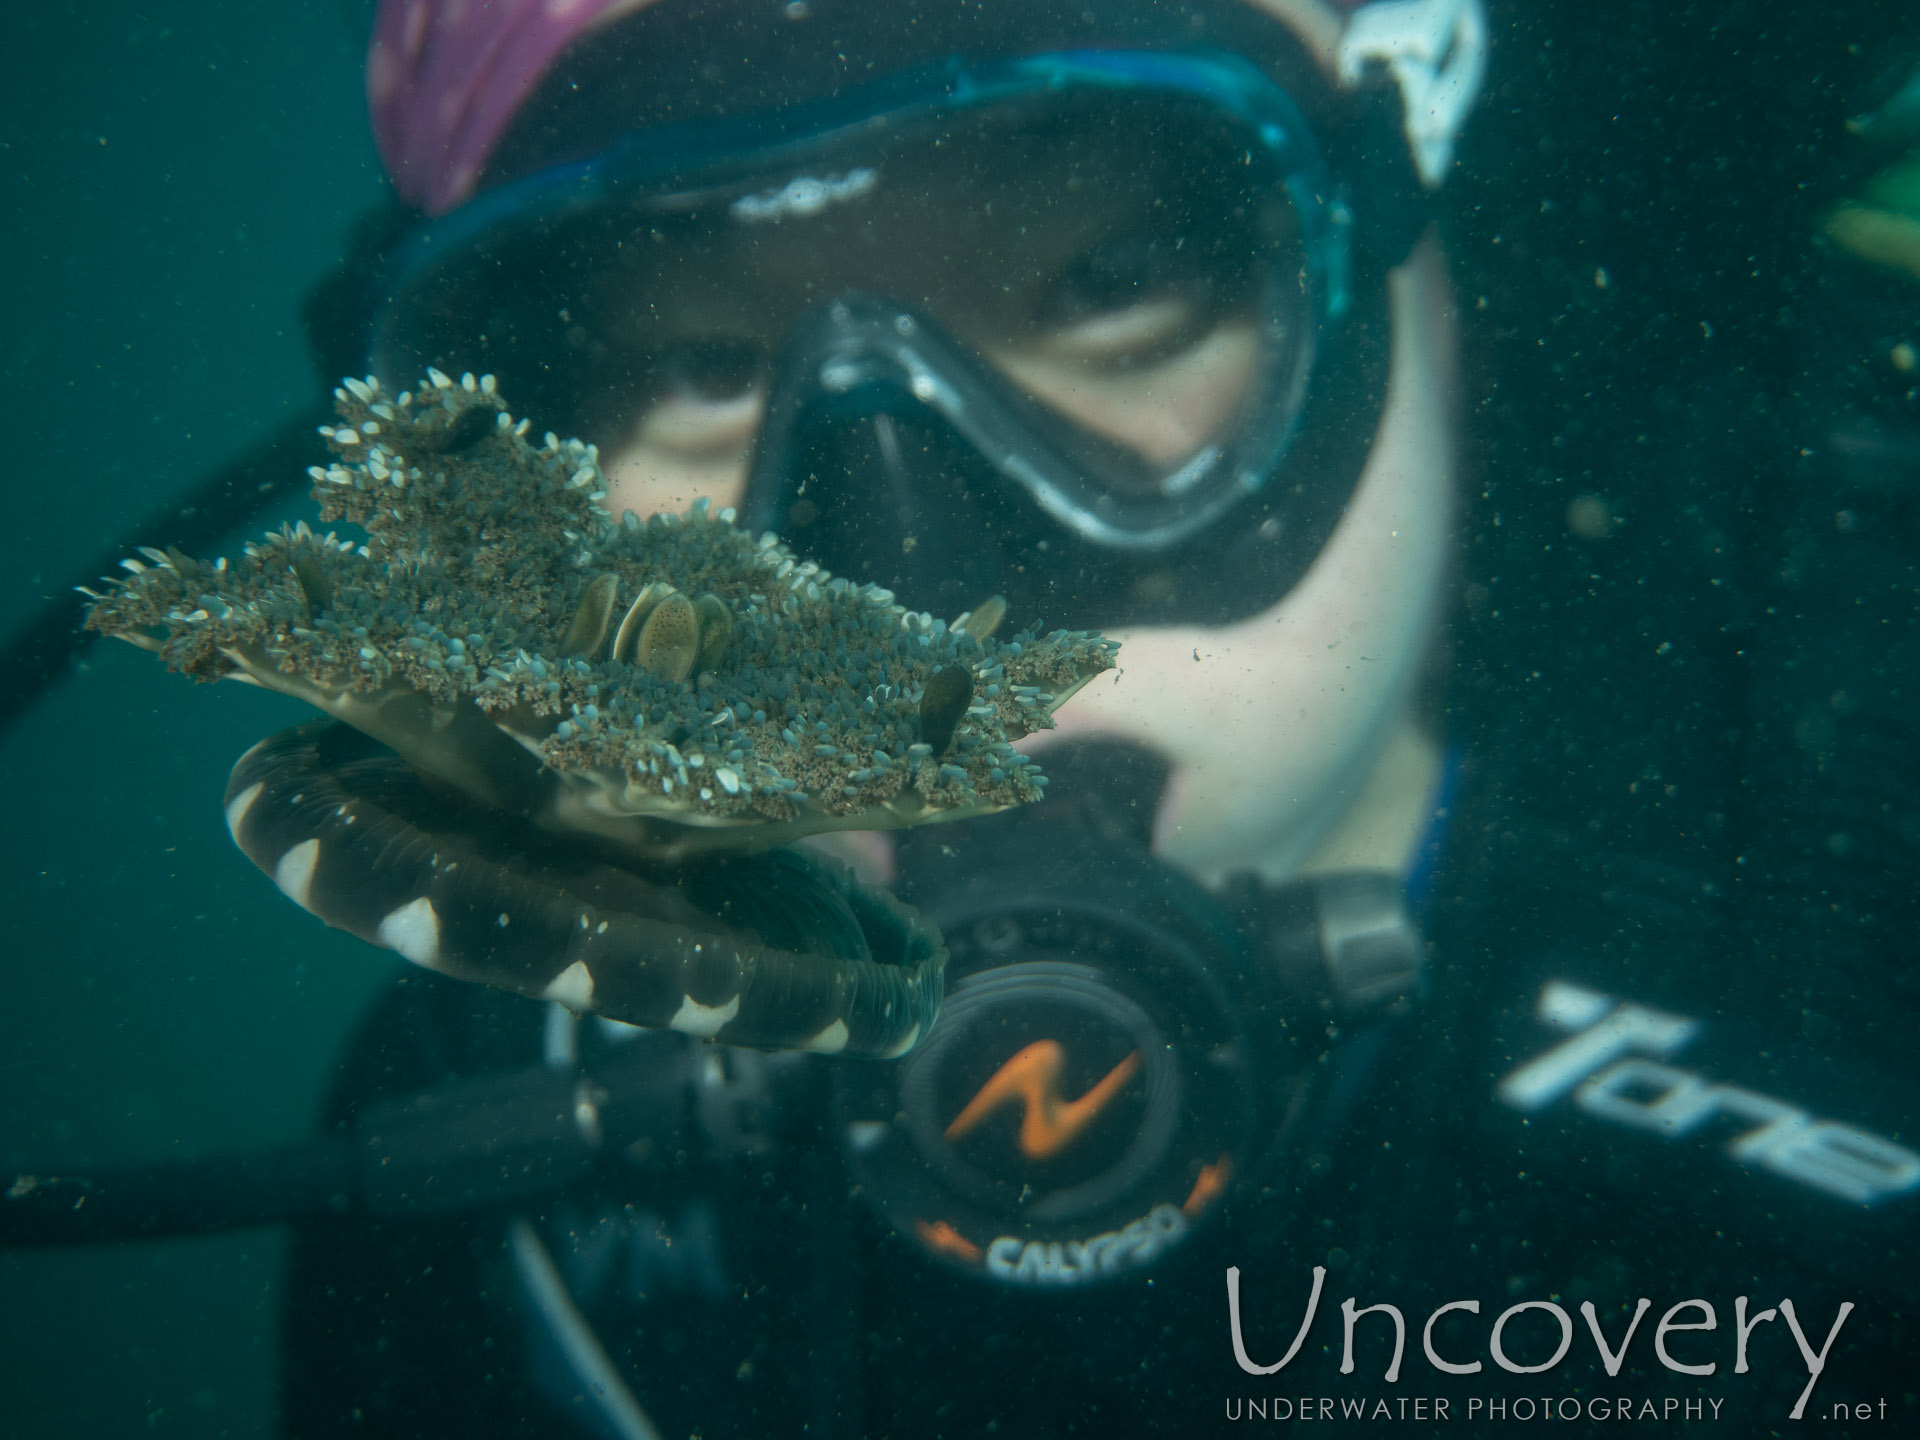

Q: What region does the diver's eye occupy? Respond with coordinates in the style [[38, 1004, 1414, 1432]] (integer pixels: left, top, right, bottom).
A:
[[1032, 235, 1215, 366], [1043, 235, 1181, 320], [653, 339, 766, 403], [624, 339, 768, 465]]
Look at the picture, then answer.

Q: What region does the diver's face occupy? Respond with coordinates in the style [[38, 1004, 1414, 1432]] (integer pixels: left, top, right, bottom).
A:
[[592, 123, 1265, 517], [1040, 238, 1457, 883], [575, 0, 1457, 881]]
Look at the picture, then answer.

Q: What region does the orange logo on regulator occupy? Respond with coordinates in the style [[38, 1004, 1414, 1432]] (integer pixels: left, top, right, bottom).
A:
[[945, 1039, 1142, 1160]]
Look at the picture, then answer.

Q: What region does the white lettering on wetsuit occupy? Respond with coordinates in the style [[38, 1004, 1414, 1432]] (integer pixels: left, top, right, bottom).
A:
[[1497, 981, 1920, 1205]]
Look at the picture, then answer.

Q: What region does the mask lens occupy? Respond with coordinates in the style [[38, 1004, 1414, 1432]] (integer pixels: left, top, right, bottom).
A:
[[373, 66, 1328, 520]]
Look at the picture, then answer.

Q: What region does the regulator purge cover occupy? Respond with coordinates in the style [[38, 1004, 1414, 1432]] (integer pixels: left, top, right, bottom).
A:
[[835, 902, 1274, 1286]]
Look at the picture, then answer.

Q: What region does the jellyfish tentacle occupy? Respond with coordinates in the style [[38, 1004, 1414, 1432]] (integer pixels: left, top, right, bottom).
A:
[[225, 720, 944, 1059]]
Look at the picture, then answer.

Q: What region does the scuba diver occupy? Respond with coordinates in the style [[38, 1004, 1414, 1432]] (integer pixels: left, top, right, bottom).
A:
[[3, 1, 1916, 1435], [285, 1, 1476, 1430]]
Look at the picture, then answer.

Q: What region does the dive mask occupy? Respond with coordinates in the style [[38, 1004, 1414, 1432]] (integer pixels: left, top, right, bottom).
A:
[[372, 50, 1397, 626]]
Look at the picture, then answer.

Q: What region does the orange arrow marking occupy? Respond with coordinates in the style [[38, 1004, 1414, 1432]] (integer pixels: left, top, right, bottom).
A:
[[945, 1039, 1141, 1159]]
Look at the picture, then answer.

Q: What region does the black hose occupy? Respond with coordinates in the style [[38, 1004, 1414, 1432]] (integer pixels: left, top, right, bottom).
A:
[[0, 1053, 687, 1247], [0, 406, 333, 742], [2, 1138, 358, 1245]]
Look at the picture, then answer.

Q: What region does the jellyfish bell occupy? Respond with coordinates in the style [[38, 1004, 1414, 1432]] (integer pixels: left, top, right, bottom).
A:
[[85, 373, 1116, 1057]]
